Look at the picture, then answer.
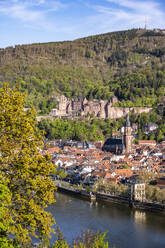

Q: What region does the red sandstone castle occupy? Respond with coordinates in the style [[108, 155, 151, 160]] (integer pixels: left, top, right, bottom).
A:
[[49, 95, 151, 120]]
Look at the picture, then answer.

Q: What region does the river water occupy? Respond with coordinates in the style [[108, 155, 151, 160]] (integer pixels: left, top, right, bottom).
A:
[[48, 192, 165, 248]]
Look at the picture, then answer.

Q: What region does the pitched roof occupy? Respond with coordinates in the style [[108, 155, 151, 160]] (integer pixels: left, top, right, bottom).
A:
[[138, 140, 156, 145]]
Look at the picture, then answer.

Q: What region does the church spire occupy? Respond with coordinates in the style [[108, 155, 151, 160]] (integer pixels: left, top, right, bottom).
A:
[[126, 113, 131, 127], [124, 114, 132, 154]]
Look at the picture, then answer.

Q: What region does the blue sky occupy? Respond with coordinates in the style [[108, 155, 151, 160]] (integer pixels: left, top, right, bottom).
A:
[[0, 0, 165, 48]]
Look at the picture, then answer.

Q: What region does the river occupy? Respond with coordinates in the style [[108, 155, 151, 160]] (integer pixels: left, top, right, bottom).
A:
[[47, 192, 165, 248]]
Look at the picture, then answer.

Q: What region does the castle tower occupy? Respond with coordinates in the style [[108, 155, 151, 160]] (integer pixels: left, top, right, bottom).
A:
[[124, 114, 132, 154]]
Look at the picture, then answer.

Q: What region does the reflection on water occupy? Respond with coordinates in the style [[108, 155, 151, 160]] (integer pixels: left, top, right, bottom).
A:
[[90, 200, 98, 208], [133, 211, 146, 225], [48, 192, 165, 248]]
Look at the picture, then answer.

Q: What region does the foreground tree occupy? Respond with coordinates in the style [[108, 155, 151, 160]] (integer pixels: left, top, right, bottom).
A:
[[0, 85, 56, 246], [0, 172, 19, 248], [51, 229, 109, 248]]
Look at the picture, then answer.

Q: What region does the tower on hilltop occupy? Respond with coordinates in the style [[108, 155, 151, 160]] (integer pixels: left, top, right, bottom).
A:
[[124, 114, 132, 154]]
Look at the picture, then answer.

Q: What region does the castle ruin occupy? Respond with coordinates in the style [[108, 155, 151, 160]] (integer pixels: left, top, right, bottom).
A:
[[49, 95, 152, 120]]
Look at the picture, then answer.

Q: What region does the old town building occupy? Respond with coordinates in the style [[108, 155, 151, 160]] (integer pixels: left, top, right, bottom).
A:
[[102, 114, 133, 154]]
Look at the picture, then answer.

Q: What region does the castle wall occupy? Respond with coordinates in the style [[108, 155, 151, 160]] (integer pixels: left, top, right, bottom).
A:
[[48, 95, 152, 120], [83, 100, 103, 117], [107, 107, 152, 119], [107, 107, 130, 119], [132, 107, 152, 115]]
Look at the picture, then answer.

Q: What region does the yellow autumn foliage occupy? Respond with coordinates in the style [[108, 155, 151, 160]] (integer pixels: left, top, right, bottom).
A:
[[0, 84, 56, 245]]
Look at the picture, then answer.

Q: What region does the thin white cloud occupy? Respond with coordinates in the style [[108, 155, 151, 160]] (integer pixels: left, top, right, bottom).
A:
[[0, 0, 67, 28], [38, 0, 45, 4], [87, 0, 165, 33], [107, 0, 159, 11], [0, 0, 165, 47]]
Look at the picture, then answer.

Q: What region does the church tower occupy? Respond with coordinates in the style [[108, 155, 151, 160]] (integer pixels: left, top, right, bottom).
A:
[[124, 114, 132, 154]]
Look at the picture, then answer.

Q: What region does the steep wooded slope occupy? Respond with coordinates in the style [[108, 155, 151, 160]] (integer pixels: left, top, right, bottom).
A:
[[0, 29, 165, 113]]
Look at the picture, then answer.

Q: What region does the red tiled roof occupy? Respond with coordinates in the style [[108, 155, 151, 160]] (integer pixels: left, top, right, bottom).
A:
[[114, 168, 133, 177], [104, 172, 112, 178], [138, 140, 156, 145], [46, 147, 60, 154]]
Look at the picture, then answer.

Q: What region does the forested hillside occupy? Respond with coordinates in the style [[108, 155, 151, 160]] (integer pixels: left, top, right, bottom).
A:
[[0, 28, 165, 114]]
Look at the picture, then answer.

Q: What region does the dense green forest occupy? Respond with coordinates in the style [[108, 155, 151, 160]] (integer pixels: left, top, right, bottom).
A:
[[1, 29, 165, 114], [38, 110, 165, 142], [1, 28, 165, 140]]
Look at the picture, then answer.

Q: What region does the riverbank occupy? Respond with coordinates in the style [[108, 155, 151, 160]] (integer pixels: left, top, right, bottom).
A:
[[49, 191, 165, 248], [55, 182, 165, 214]]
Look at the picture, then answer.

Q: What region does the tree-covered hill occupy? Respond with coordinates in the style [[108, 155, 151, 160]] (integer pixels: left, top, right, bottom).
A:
[[0, 28, 165, 113]]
